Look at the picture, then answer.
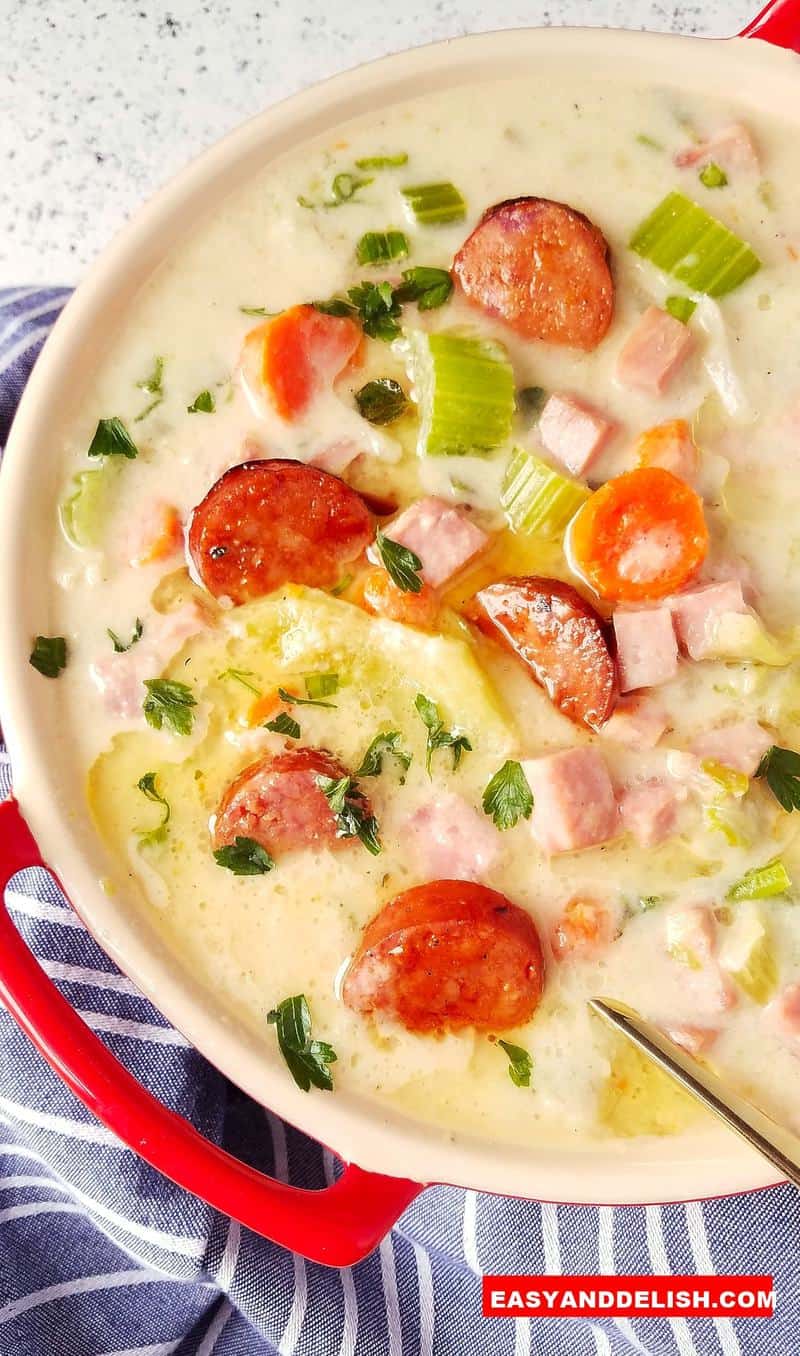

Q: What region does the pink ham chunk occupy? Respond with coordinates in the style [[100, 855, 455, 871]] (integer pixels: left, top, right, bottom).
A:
[[674, 123, 759, 176], [669, 580, 749, 660], [663, 1024, 719, 1057], [665, 905, 736, 1014], [310, 440, 363, 476], [538, 392, 616, 477], [771, 984, 800, 1049], [616, 306, 695, 396], [618, 778, 682, 848], [522, 747, 619, 856], [90, 603, 208, 719], [406, 793, 501, 881], [692, 719, 773, 777], [384, 497, 488, 588], [613, 608, 678, 692], [602, 696, 669, 749]]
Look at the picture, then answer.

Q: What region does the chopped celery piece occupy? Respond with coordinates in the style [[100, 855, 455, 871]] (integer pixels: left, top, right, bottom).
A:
[[665, 295, 697, 324], [401, 181, 466, 225], [706, 612, 795, 667], [700, 759, 750, 798], [727, 859, 792, 902], [356, 230, 409, 266], [501, 446, 590, 537], [59, 466, 115, 549], [629, 191, 761, 296], [720, 910, 777, 1005], [304, 672, 339, 700], [407, 331, 514, 457], [703, 805, 749, 849]]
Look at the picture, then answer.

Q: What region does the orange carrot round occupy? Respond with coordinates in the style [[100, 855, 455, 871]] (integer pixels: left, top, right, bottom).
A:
[[568, 467, 708, 603], [360, 566, 439, 630], [261, 304, 362, 420]]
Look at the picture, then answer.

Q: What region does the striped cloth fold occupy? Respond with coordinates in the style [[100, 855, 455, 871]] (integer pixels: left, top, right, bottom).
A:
[[0, 287, 796, 1356]]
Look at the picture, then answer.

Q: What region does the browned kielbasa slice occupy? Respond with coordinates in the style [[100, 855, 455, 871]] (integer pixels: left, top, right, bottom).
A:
[[469, 576, 618, 731], [453, 196, 614, 351], [213, 748, 366, 857], [343, 880, 545, 1034], [188, 460, 373, 605]]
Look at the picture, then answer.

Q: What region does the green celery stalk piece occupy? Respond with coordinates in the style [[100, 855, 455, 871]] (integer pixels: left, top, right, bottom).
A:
[[408, 330, 514, 457], [501, 446, 590, 537], [629, 191, 761, 296]]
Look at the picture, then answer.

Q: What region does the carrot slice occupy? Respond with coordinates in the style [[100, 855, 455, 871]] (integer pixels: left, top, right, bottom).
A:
[[261, 304, 362, 420], [568, 467, 708, 603], [360, 566, 440, 630], [635, 418, 699, 483], [551, 896, 617, 960], [247, 692, 282, 727], [131, 502, 183, 566]]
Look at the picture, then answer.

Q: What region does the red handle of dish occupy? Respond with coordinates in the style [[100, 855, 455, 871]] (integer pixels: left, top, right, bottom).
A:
[[741, 0, 800, 48], [0, 797, 423, 1266]]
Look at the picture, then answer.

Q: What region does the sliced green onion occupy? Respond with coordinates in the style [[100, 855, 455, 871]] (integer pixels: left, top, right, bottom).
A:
[[636, 133, 664, 151], [727, 859, 792, 902], [699, 162, 728, 189], [629, 191, 761, 296], [332, 172, 372, 202], [304, 672, 339, 700], [355, 152, 408, 170], [665, 295, 697, 324], [700, 759, 750, 798], [501, 446, 590, 537], [356, 230, 409, 266], [407, 330, 514, 457], [401, 181, 466, 225]]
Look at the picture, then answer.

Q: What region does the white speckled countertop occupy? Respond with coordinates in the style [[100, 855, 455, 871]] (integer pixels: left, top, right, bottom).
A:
[[2, 0, 756, 285]]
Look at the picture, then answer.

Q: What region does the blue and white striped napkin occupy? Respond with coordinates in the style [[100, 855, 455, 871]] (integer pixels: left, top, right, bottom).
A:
[[0, 287, 796, 1356]]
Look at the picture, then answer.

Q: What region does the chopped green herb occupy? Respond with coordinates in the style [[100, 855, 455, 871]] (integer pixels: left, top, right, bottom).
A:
[[136, 771, 170, 845], [346, 280, 402, 341], [402, 181, 466, 225], [330, 574, 353, 597], [356, 731, 412, 781], [699, 161, 728, 189], [482, 760, 533, 831], [356, 229, 409, 266], [638, 895, 663, 912], [187, 389, 215, 414], [219, 667, 261, 696], [214, 835, 274, 876], [277, 685, 337, 710], [355, 378, 408, 426], [134, 356, 165, 422], [393, 266, 454, 311], [143, 678, 197, 736], [265, 711, 301, 739], [629, 191, 761, 296], [727, 859, 792, 902], [316, 775, 382, 854], [497, 1039, 533, 1089], [239, 305, 276, 317], [107, 618, 143, 653], [414, 692, 472, 775], [355, 152, 408, 170], [375, 527, 423, 594], [304, 672, 339, 701], [517, 386, 547, 417], [665, 295, 697, 323], [332, 171, 372, 202], [87, 417, 138, 460], [636, 133, 664, 151], [267, 994, 337, 1092], [312, 296, 359, 319], [756, 745, 800, 813], [29, 635, 67, 678]]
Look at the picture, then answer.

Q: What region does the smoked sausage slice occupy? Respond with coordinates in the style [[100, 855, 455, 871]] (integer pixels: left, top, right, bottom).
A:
[[188, 459, 373, 604], [469, 576, 618, 731], [453, 196, 614, 351], [343, 880, 545, 1033], [213, 747, 366, 857]]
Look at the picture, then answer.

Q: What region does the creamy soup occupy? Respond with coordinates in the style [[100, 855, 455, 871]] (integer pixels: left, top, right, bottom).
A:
[[37, 72, 800, 1150]]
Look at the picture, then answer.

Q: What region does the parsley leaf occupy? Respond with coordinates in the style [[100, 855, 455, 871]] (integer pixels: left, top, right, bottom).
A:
[[414, 693, 472, 775], [187, 389, 215, 414], [393, 265, 453, 311], [277, 686, 337, 710], [497, 1039, 533, 1089], [136, 771, 170, 845], [134, 356, 165, 422], [517, 385, 547, 417], [316, 774, 382, 855], [356, 731, 412, 781], [239, 305, 277, 317], [375, 527, 423, 594], [347, 280, 402, 341], [108, 618, 143, 653], [87, 417, 138, 459], [267, 994, 337, 1092], [214, 835, 275, 875], [219, 667, 261, 696], [756, 745, 800, 813], [143, 678, 197, 735], [355, 378, 408, 426], [29, 635, 67, 678], [265, 711, 301, 739], [312, 297, 359, 319], [482, 760, 533, 831]]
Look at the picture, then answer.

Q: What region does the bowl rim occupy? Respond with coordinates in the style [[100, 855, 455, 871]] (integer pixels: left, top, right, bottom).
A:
[[0, 22, 796, 1205]]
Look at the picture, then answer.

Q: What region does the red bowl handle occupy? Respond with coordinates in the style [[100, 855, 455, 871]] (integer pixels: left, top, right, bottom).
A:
[[741, 0, 800, 49], [0, 797, 423, 1265]]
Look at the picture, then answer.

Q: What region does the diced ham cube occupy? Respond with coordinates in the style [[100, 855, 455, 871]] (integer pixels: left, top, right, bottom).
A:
[[613, 608, 678, 692], [616, 306, 695, 396], [668, 581, 749, 660], [522, 747, 619, 856], [538, 392, 616, 477], [663, 1024, 719, 1057], [618, 778, 681, 848], [310, 440, 362, 475], [602, 696, 669, 749], [770, 984, 800, 1049], [90, 603, 208, 719], [405, 793, 501, 882], [665, 905, 736, 1013], [692, 719, 773, 777], [635, 419, 699, 484], [674, 123, 759, 176], [384, 497, 488, 589]]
